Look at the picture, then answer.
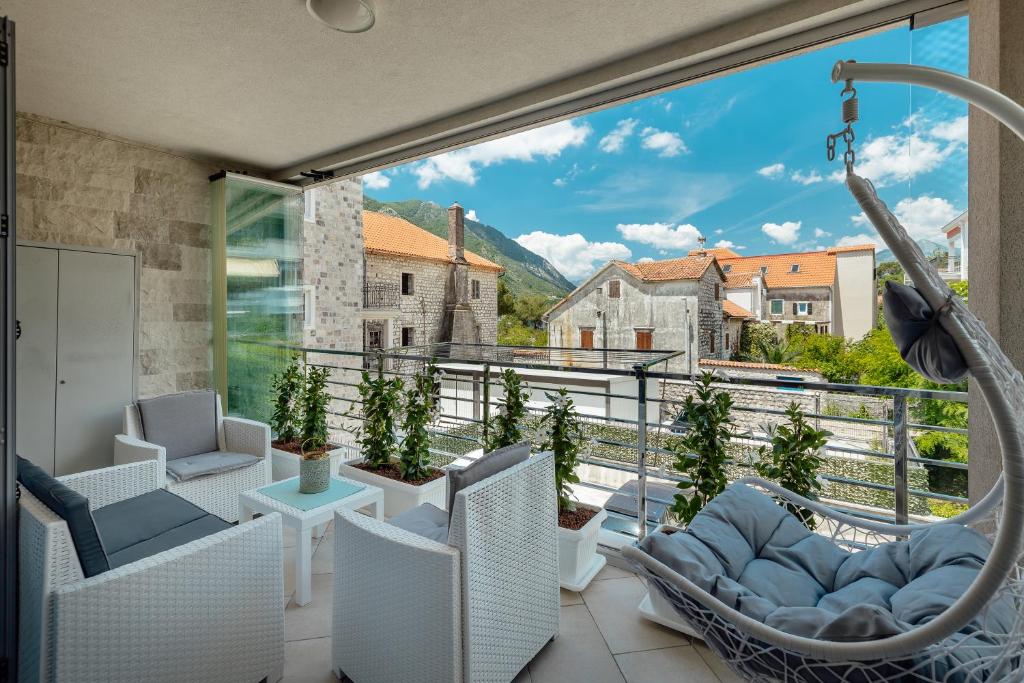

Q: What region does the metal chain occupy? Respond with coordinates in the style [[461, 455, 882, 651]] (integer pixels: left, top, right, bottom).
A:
[[826, 76, 859, 173]]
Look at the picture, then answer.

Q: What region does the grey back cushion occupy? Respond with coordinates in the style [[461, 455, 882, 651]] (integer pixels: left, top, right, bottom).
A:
[[446, 441, 530, 517], [137, 390, 219, 461], [883, 281, 968, 384]]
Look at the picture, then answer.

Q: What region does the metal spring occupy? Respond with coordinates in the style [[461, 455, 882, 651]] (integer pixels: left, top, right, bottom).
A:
[[843, 95, 859, 124]]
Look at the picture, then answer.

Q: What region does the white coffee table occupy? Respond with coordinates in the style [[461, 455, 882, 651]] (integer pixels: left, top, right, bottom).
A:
[[239, 476, 384, 606]]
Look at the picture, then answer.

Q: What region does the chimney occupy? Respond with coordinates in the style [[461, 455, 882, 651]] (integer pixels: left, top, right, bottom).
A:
[[448, 203, 465, 262]]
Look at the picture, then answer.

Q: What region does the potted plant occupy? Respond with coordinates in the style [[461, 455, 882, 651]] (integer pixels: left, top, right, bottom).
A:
[[270, 358, 348, 482], [540, 387, 607, 591], [297, 366, 340, 493], [755, 401, 830, 529], [486, 368, 529, 451], [339, 364, 448, 517]]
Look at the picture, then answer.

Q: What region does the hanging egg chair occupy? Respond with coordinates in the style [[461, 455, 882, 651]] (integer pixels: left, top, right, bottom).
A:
[[624, 61, 1024, 683]]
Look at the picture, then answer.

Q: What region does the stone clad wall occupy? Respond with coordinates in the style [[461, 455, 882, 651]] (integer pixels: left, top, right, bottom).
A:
[[15, 113, 220, 397], [697, 266, 724, 359], [467, 271, 499, 344]]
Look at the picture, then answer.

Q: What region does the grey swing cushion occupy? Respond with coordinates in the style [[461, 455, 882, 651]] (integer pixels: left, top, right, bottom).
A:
[[639, 484, 1016, 647], [883, 281, 968, 384]]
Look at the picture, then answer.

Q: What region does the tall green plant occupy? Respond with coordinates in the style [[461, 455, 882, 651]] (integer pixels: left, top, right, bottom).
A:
[[486, 368, 529, 451], [353, 371, 404, 468], [300, 365, 332, 455], [270, 354, 303, 443], [755, 402, 830, 529], [668, 372, 734, 525], [398, 363, 441, 480], [539, 388, 583, 513]]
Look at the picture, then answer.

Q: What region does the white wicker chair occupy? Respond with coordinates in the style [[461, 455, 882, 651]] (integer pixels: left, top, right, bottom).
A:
[[18, 459, 285, 683], [331, 452, 560, 683], [117, 393, 271, 522]]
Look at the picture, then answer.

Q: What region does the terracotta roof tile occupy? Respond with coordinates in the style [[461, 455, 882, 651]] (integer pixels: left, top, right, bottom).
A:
[[722, 300, 754, 318], [688, 247, 740, 258], [719, 249, 840, 288], [699, 359, 814, 373], [826, 244, 876, 254], [611, 255, 718, 281], [362, 210, 503, 272]]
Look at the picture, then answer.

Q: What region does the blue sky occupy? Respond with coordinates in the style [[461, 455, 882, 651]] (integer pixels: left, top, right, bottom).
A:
[[363, 18, 968, 283]]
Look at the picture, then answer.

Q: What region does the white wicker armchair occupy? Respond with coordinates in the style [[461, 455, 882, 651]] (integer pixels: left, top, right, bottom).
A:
[[332, 452, 560, 683], [117, 393, 271, 522], [18, 459, 285, 683]]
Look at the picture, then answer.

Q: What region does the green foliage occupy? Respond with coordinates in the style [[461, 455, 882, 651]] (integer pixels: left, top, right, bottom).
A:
[[949, 279, 968, 302], [737, 322, 778, 362], [270, 354, 303, 443], [539, 388, 584, 512], [785, 322, 814, 342], [498, 315, 548, 347], [849, 326, 918, 388], [351, 371, 404, 468], [791, 333, 858, 383], [299, 365, 332, 456], [497, 279, 516, 316], [753, 337, 799, 365], [398, 363, 441, 480], [915, 431, 968, 499], [876, 261, 905, 295], [487, 368, 530, 451], [513, 294, 551, 328], [667, 372, 734, 525], [755, 402, 831, 529]]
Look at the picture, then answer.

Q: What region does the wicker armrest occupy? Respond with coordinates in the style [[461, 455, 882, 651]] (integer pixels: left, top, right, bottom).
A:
[[58, 460, 162, 509], [222, 416, 271, 459]]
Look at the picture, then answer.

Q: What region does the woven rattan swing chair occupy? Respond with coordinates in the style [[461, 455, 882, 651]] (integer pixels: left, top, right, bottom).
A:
[[624, 61, 1024, 683]]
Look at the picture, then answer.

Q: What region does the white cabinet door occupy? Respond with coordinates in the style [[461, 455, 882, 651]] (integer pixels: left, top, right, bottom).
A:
[[15, 246, 59, 473], [53, 250, 135, 475]]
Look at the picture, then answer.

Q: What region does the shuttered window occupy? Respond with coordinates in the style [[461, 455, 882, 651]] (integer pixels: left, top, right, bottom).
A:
[[580, 329, 594, 349], [635, 330, 653, 350], [608, 280, 621, 298]]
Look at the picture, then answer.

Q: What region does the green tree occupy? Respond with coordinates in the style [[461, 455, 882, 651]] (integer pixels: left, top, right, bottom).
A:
[[792, 333, 858, 383], [513, 293, 551, 328], [754, 337, 799, 365], [497, 278, 516, 316], [755, 402, 831, 529], [498, 315, 548, 346], [737, 321, 778, 362]]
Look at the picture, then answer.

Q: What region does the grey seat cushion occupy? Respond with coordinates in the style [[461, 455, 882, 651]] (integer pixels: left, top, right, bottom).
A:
[[164, 451, 260, 482], [446, 441, 530, 515], [638, 484, 1017, 679], [17, 456, 110, 578], [388, 503, 449, 544], [94, 488, 230, 568], [883, 281, 968, 384], [137, 390, 219, 460]]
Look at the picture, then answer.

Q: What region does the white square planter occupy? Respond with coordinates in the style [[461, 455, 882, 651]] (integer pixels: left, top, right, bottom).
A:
[[271, 445, 351, 482], [338, 456, 447, 518], [558, 506, 607, 591]]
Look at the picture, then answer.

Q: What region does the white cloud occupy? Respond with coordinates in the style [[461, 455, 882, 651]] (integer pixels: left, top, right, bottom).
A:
[[837, 233, 879, 247], [616, 222, 702, 251], [714, 239, 742, 250], [714, 228, 723, 235], [553, 178, 567, 187], [814, 228, 830, 239], [413, 120, 591, 188], [762, 220, 801, 245], [362, 171, 390, 189], [640, 127, 687, 157], [757, 163, 785, 179], [851, 195, 959, 242], [637, 257, 656, 263], [830, 128, 962, 187], [465, 209, 478, 221], [790, 169, 823, 185], [599, 119, 639, 153], [514, 231, 631, 281], [931, 115, 968, 143]]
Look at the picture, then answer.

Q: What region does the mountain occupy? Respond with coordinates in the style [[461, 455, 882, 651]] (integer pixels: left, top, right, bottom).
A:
[[363, 197, 576, 299], [876, 238, 947, 264]]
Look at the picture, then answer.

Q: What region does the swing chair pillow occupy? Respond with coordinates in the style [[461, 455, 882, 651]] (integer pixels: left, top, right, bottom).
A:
[[882, 281, 968, 384]]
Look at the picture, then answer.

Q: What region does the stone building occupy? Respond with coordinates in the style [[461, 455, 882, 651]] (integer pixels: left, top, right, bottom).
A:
[[544, 253, 726, 374], [712, 244, 876, 342], [361, 204, 502, 352]]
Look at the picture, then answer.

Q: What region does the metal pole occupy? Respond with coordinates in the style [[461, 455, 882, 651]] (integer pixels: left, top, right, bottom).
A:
[[892, 395, 909, 525], [635, 364, 649, 540], [481, 363, 490, 447], [376, 350, 384, 379]]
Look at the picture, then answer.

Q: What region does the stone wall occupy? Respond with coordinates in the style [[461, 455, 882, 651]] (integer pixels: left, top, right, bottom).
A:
[[696, 266, 724, 359], [467, 272, 499, 344], [16, 113, 220, 398], [762, 285, 832, 329]]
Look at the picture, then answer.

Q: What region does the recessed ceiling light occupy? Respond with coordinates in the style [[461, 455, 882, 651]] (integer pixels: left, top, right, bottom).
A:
[[306, 0, 375, 33]]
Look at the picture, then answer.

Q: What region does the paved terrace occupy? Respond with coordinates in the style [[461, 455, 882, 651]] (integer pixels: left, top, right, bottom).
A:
[[281, 521, 741, 683]]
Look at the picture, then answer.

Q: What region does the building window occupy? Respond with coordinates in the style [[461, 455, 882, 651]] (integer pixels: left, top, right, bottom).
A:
[[725, 332, 730, 349], [608, 280, 621, 299], [794, 301, 812, 316], [760, 266, 768, 275], [714, 283, 721, 299], [635, 329, 653, 351], [401, 272, 414, 295], [303, 188, 316, 222], [401, 327, 415, 346], [770, 299, 783, 315], [722, 264, 732, 273], [790, 263, 800, 273], [471, 279, 480, 299], [816, 323, 830, 335], [580, 328, 594, 349], [709, 333, 715, 354]]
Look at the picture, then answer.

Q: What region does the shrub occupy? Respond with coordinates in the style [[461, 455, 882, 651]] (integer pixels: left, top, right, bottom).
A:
[[351, 371, 404, 468], [539, 388, 584, 513], [667, 372, 734, 525], [737, 321, 777, 362], [487, 368, 530, 451], [398, 363, 441, 480], [755, 402, 831, 529], [915, 431, 968, 499], [300, 365, 332, 456], [270, 354, 303, 443]]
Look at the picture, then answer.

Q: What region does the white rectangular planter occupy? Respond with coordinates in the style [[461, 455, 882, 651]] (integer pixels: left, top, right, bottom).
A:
[[272, 445, 351, 482], [339, 456, 447, 518], [558, 506, 607, 591]]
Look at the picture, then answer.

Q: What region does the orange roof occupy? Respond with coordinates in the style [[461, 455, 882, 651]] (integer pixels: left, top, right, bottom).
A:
[[362, 211, 503, 273], [722, 300, 754, 318], [826, 244, 876, 254], [611, 255, 719, 281], [719, 249, 839, 288], [688, 247, 740, 258], [699, 359, 813, 373]]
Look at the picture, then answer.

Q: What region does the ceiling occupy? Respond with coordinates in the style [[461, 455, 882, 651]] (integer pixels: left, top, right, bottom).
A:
[[6, 0, 914, 177]]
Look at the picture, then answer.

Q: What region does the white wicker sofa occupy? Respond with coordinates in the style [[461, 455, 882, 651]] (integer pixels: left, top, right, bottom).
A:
[[332, 451, 560, 683], [116, 389, 271, 522], [18, 457, 284, 683]]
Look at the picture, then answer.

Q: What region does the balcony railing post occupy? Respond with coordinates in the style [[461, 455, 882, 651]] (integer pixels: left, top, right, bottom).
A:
[[635, 363, 649, 540], [893, 394, 909, 525], [481, 363, 490, 446]]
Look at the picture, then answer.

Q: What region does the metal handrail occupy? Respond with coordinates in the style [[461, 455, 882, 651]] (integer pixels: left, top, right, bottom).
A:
[[362, 282, 401, 309]]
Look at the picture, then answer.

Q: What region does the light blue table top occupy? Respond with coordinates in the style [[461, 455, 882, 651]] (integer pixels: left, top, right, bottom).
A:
[[258, 476, 366, 511]]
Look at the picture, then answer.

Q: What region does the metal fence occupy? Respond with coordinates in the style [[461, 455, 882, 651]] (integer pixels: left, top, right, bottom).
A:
[[362, 282, 400, 309], [253, 342, 969, 540]]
